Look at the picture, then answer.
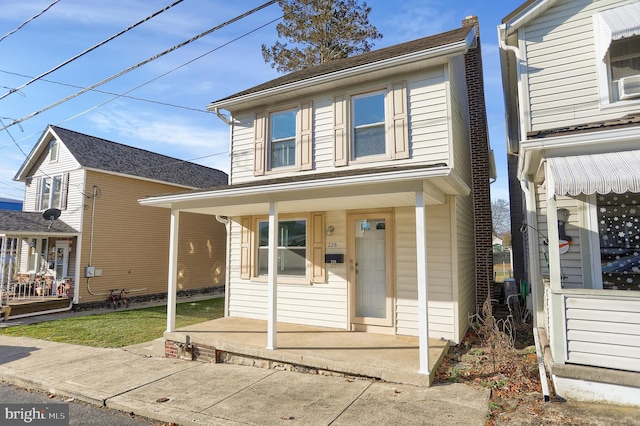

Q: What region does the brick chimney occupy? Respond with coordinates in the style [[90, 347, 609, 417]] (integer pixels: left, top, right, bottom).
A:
[[462, 16, 494, 312]]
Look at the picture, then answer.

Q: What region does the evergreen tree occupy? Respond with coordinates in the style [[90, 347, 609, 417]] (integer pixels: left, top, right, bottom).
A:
[[262, 0, 383, 73]]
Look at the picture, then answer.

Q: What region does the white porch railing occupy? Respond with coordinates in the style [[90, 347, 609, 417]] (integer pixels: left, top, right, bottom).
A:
[[545, 284, 640, 373]]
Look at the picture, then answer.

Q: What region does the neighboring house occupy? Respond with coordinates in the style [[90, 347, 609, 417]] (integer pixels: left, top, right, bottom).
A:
[[0, 125, 227, 317], [141, 17, 494, 379], [0, 197, 22, 211], [499, 0, 640, 406]]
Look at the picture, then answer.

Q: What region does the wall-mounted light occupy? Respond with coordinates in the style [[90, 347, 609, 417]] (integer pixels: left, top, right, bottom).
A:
[[326, 225, 334, 236]]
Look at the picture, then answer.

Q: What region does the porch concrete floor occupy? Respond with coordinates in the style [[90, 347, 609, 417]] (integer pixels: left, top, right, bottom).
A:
[[164, 317, 450, 387]]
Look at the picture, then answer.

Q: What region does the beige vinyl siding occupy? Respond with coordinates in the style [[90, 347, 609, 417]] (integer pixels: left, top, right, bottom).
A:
[[565, 295, 640, 372], [447, 56, 471, 184], [524, 0, 640, 131], [395, 205, 455, 341], [455, 195, 475, 341], [78, 171, 225, 303], [227, 210, 348, 329], [535, 184, 583, 289], [229, 67, 450, 185], [408, 68, 449, 164]]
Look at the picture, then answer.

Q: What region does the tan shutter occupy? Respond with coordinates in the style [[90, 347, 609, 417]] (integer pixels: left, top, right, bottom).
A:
[[390, 81, 409, 159], [299, 101, 313, 170], [333, 95, 348, 167], [310, 212, 326, 283], [240, 217, 252, 279], [254, 112, 266, 176]]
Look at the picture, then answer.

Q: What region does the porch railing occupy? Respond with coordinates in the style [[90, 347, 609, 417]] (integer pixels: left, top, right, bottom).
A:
[[545, 284, 640, 373]]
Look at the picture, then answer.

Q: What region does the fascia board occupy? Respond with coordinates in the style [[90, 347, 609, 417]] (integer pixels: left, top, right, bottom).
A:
[[502, 0, 559, 36], [206, 38, 472, 112], [13, 126, 55, 181], [140, 166, 452, 207]]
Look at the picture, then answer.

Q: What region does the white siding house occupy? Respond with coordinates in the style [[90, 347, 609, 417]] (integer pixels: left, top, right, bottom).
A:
[[142, 17, 494, 384], [499, 0, 640, 407]]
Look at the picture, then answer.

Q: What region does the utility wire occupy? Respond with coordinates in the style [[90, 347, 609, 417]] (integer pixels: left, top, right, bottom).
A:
[[0, 13, 282, 154], [0, 0, 277, 133], [0, 0, 184, 102], [0, 0, 61, 44], [0, 69, 213, 114]]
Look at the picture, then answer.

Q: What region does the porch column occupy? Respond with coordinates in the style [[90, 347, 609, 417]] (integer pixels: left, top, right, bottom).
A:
[[267, 202, 278, 350], [1, 236, 7, 288], [415, 191, 430, 375], [166, 208, 180, 333], [544, 162, 567, 363], [73, 236, 81, 304]]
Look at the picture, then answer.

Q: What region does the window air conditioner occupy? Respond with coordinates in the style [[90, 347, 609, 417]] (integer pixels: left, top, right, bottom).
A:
[[618, 75, 640, 100]]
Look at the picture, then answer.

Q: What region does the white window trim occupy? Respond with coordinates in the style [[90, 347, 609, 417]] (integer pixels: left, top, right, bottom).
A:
[[267, 107, 298, 172], [49, 139, 59, 163], [586, 194, 604, 289], [348, 86, 392, 164], [252, 213, 311, 285], [593, 13, 640, 109]]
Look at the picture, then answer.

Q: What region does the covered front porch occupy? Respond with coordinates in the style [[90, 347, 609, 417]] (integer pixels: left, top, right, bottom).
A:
[[162, 316, 450, 386], [1, 210, 80, 320]]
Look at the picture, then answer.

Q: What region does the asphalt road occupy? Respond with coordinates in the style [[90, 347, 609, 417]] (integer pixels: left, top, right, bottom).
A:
[[0, 383, 165, 426]]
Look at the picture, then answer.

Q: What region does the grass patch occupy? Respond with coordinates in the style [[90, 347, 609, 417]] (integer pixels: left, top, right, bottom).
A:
[[2, 297, 224, 348]]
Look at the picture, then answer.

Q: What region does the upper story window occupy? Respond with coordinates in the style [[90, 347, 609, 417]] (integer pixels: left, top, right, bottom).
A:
[[352, 91, 386, 159], [253, 102, 313, 176], [37, 174, 68, 211], [609, 36, 640, 101], [594, 4, 640, 105], [334, 81, 408, 167], [269, 109, 297, 169], [49, 139, 59, 162]]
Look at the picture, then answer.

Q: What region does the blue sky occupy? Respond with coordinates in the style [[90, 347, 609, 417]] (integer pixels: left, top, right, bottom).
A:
[[0, 0, 515, 203]]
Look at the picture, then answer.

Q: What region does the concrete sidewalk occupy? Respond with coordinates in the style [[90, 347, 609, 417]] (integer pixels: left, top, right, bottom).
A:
[[0, 335, 490, 425]]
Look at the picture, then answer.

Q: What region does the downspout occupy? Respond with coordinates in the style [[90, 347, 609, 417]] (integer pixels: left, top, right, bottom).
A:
[[497, 24, 529, 151], [215, 215, 231, 318]]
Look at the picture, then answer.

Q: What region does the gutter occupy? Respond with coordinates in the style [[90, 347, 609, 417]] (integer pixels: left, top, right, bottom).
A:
[[207, 35, 474, 111]]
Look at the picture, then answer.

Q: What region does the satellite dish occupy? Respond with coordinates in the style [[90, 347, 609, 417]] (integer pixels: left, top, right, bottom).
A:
[[43, 208, 61, 229]]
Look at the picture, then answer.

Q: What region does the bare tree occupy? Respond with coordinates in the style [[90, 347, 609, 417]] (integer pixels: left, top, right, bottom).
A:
[[262, 0, 383, 73], [492, 198, 511, 237]]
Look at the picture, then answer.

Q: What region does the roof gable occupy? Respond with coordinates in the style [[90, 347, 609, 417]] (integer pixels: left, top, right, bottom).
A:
[[15, 126, 227, 189], [208, 25, 474, 111]]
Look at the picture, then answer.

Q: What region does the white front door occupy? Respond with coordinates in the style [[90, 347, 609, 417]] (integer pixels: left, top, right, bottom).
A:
[[348, 211, 394, 328], [54, 241, 69, 280]]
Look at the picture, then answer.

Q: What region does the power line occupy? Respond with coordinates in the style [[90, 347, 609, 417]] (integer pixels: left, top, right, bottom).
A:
[[0, 0, 277, 133], [0, 0, 184, 102], [0, 69, 214, 114], [0, 13, 281, 154], [0, 0, 61, 44]]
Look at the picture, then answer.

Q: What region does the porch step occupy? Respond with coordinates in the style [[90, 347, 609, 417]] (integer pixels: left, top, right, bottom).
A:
[[7, 299, 72, 317]]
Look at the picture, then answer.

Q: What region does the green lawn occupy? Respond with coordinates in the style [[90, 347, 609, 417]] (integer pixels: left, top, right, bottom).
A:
[[2, 297, 224, 348]]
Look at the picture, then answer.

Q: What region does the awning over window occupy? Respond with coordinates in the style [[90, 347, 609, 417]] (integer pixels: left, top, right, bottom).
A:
[[594, 2, 640, 62], [547, 150, 640, 196]]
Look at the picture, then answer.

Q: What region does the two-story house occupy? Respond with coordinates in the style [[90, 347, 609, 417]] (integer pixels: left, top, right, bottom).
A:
[[1, 125, 227, 318], [499, 0, 640, 406], [142, 17, 494, 384]]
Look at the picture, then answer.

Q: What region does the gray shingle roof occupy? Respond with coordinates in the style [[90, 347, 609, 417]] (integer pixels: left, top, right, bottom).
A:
[[51, 126, 228, 189], [0, 210, 78, 234], [212, 26, 472, 104]]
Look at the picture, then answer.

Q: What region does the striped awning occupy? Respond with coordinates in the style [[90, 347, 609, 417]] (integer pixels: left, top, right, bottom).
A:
[[547, 150, 640, 196], [594, 2, 640, 62]]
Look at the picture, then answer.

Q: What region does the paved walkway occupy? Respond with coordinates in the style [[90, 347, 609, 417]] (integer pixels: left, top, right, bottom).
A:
[[0, 335, 489, 425]]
